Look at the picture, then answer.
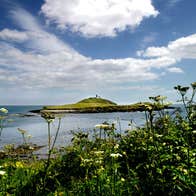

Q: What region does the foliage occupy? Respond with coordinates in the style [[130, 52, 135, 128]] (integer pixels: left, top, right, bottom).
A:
[[0, 83, 196, 195]]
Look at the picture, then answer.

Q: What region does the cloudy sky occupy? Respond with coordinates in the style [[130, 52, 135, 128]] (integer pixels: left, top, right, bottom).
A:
[[0, 0, 196, 105]]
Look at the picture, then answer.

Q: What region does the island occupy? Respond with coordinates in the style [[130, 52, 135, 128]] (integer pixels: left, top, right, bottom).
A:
[[30, 96, 173, 114]]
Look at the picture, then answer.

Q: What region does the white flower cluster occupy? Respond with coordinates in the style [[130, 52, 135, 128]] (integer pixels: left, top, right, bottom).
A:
[[95, 124, 111, 129], [0, 170, 6, 175], [110, 153, 122, 158], [0, 108, 8, 114]]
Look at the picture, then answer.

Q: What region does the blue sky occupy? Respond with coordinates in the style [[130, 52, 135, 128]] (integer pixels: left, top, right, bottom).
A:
[[0, 0, 196, 105]]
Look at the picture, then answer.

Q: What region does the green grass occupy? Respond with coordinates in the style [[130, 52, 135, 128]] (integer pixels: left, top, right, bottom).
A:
[[42, 97, 165, 112], [77, 97, 117, 105], [43, 97, 117, 110]]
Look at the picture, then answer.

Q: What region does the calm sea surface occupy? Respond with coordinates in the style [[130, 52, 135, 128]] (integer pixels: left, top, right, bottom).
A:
[[0, 105, 146, 152]]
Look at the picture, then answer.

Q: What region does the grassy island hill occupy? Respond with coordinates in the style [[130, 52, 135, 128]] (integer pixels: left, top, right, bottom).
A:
[[76, 97, 117, 106], [41, 96, 170, 113], [43, 97, 117, 112]]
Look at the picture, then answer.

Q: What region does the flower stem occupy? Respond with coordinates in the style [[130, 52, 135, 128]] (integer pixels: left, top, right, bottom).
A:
[[48, 122, 51, 151]]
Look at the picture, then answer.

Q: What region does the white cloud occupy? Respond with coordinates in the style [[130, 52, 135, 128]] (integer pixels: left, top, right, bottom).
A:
[[139, 47, 170, 57], [108, 85, 162, 91], [8, 8, 78, 54], [167, 67, 184, 73], [41, 0, 159, 37], [0, 42, 166, 89], [141, 32, 158, 47], [0, 37, 179, 90], [0, 29, 28, 42], [139, 34, 196, 60], [0, 7, 193, 92], [168, 34, 196, 59]]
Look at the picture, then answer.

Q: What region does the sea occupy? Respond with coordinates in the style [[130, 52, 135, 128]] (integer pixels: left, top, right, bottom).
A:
[[0, 105, 162, 154]]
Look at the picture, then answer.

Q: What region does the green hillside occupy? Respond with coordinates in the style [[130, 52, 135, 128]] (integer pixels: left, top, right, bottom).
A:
[[42, 97, 171, 113], [77, 97, 117, 105], [43, 97, 117, 110]]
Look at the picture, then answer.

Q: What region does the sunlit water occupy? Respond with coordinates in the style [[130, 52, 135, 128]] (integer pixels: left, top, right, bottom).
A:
[[0, 105, 147, 154]]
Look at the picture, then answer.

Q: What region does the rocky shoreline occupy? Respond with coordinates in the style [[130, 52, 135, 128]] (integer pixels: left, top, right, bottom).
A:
[[30, 105, 175, 114]]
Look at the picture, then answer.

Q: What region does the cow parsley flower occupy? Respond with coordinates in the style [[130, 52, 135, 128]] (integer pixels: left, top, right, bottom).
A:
[[0, 170, 6, 175], [110, 153, 122, 158]]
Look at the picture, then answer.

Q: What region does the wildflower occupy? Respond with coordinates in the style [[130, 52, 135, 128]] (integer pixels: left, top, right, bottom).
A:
[[95, 124, 110, 129], [97, 166, 104, 174], [28, 146, 34, 150], [122, 151, 126, 155], [95, 160, 103, 164], [18, 128, 27, 135], [149, 95, 166, 102], [48, 119, 54, 123], [174, 85, 189, 96], [176, 155, 181, 161], [83, 158, 93, 163], [16, 161, 24, 168], [191, 82, 196, 90], [180, 87, 189, 96], [41, 112, 55, 123], [0, 108, 8, 114], [80, 158, 93, 166], [193, 130, 196, 134], [54, 191, 64, 196], [155, 134, 163, 138], [114, 144, 119, 149], [121, 177, 125, 182], [27, 134, 32, 139], [0, 170, 6, 175], [183, 169, 188, 174], [4, 144, 14, 151], [2, 163, 8, 168], [110, 153, 122, 158], [94, 151, 104, 155]]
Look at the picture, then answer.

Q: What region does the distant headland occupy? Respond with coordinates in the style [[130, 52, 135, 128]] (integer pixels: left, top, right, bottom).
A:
[[30, 96, 173, 114]]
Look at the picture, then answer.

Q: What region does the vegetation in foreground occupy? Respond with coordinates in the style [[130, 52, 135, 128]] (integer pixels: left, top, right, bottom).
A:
[[0, 83, 196, 195]]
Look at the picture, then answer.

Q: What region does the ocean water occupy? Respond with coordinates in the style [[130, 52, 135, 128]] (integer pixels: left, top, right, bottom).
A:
[[0, 105, 146, 152]]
